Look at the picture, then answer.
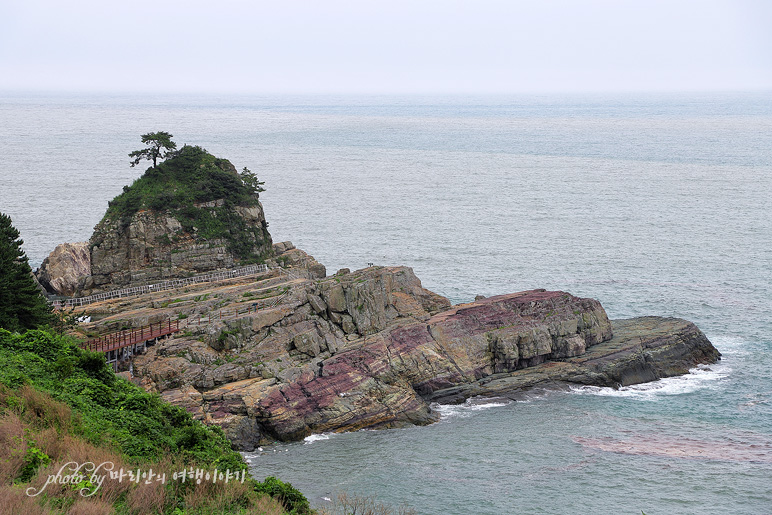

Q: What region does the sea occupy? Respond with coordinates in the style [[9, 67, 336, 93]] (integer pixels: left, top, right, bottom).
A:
[[1, 92, 771, 514]]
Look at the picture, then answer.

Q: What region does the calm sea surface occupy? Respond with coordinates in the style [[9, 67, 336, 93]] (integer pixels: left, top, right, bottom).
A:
[[1, 92, 771, 514]]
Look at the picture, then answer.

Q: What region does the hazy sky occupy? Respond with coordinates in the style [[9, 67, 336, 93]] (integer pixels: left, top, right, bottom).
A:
[[1, 0, 770, 94]]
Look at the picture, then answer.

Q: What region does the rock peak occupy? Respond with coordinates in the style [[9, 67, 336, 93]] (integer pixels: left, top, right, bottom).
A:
[[82, 146, 273, 294]]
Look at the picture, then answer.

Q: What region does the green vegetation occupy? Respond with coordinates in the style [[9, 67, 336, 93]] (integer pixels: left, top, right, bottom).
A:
[[0, 329, 243, 468], [0, 328, 310, 514], [239, 167, 266, 196], [254, 477, 310, 514], [107, 143, 270, 262], [129, 131, 177, 169], [0, 213, 54, 332], [0, 222, 309, 513]]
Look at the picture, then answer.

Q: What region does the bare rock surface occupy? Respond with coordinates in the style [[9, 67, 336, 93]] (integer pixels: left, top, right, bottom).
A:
[[85, 202, 271, 294], [36, 242, 90, 296], [426, 316, 720, 404], [81, 251, 719, 451]]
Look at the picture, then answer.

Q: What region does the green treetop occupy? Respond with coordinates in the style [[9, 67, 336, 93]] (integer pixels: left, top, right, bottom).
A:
[[129, 131, 177, 168], [0, 213, 53, 331]]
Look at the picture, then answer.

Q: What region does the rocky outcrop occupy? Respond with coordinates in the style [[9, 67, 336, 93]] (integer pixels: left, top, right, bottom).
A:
[[72, 147, 275, 295], [84, 201, 271, 294], [426, 316, 720, 404], [244, 289, 613, 441], [269, 242, 326, 279], [36, 242, 90, 296], [99, 257, 719, 451]]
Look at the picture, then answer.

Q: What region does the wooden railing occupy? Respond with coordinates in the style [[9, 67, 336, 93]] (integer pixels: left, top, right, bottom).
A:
[[82, 319, 180, 353]]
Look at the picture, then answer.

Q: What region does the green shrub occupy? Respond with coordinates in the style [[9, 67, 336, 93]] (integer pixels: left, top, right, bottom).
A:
[[255, 476, 311, 515], [64, 377, 113, 407], [17, 443, 51, 482]]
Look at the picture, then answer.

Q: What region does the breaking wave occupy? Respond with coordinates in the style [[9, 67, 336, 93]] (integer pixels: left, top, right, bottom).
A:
[[569, 363, 729, 400], [432, 398, 511, 419]]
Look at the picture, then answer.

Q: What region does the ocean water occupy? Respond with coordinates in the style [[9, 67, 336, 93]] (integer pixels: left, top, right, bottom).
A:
[[2, 92, 771, 514]]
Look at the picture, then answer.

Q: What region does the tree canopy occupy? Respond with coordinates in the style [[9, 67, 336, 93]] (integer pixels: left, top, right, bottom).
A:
[[0, 213, 53, 331], [129, 131, 177, 168], [240, 167, 266, 195]]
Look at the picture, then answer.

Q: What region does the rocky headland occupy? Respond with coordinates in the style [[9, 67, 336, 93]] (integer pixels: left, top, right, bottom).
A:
[[66, 256, 719, 450], [41, 144, 721, 450]]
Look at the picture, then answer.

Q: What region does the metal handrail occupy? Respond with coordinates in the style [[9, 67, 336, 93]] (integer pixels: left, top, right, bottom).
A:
[[53, 264, 268, 309]]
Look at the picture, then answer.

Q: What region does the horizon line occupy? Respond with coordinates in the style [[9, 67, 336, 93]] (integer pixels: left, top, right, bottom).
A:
[[2, 87, 772, 98]]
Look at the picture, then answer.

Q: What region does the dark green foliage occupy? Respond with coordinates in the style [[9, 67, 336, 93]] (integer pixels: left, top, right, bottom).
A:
[[76, 348, 116, 385], [0, 213, 54, 332], [240, 167, 266, 195], [129, 131, 177, 168], [107, 144, 270, 262], [53, 354, 77, 380], [254, 476, 312, 515], [0, 328, 246, 468], [3, 328, 69, 361]]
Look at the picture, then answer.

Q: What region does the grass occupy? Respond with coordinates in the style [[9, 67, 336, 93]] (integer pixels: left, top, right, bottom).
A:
[[0, 328, 311, 514]]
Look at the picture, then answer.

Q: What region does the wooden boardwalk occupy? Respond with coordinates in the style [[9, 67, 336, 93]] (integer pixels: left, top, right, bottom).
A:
[[82, 319, 180, 353], [75, 267, 306, 371]]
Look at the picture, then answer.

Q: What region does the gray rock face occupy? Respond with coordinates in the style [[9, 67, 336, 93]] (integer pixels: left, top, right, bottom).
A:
[[85, 200, 272, 294], [427, 316, 721, 404], [270, 242, 326, 279], [315, 266, 451, 336], [36, 242, 91, 296]]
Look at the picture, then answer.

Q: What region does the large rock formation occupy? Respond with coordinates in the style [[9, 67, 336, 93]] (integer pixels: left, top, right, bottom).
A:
[[85, 205, 270, 293], [59, 142, 719, 447], [36, 242, 91, 296], [81, 146, 273, 294], [114, 264, 720, 450]]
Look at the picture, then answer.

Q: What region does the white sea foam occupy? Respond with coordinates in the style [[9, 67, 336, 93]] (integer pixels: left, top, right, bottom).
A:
[[710, 335, 752, 358], [569, 363, 729, 400], [433, 398, 511, 419], [303, 433, 334, 444]]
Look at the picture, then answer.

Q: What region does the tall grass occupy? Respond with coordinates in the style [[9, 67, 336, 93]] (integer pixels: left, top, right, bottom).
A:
[[0, 328, 304, 514]]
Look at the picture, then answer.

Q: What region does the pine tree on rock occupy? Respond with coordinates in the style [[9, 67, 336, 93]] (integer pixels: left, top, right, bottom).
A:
[[0, 213, 53, 331], [128, 131, 177, 168]]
